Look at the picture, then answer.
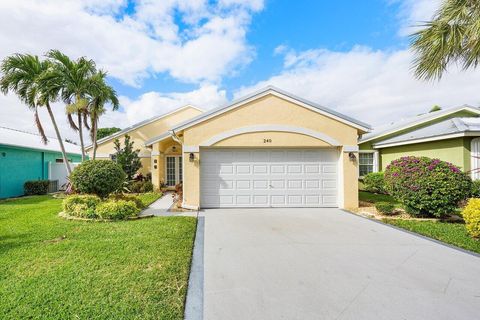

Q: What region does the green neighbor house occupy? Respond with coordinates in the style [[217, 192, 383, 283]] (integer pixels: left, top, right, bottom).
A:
[[358, 105, 480, 179], [0, 127, 82, 199]]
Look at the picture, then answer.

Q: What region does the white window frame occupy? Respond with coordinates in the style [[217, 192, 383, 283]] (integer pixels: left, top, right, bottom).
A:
[[165, 155, 183, 186], [471, 138, 480, 180], [358, 150, 379, 177]]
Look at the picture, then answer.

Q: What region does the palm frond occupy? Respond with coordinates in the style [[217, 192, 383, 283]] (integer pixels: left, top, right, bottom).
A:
[[411, 0, 480, 80], [67, 113, 79, 131]]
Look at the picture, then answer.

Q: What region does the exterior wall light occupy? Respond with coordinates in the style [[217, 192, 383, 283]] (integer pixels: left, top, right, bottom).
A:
[[189, 153, 195, 162], [348, 152, 356, 161]]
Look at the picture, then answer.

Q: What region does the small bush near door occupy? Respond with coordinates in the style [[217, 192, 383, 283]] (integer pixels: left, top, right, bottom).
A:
[[363, 172, 386, 194], [24, 180, 50, 195], [129, 180, 154, 193], [375, 201, 396, 215], [462, 199, 480, 238]]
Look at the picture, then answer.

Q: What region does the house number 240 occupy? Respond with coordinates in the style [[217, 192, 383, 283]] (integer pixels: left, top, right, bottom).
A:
[[263, 139, 272, 143]]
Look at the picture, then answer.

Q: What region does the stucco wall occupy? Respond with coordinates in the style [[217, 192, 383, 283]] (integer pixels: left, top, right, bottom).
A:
[[89, 106, 202, 177], [180, 94, 361, 209], [379, 137, 468, 171], [0, 145, 82, 198]]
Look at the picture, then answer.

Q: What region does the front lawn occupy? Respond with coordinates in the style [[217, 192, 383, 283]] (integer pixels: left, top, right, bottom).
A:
[[138, 192, 163, 206], [384, 219, 480, 255], [0, 195, 196, 319]]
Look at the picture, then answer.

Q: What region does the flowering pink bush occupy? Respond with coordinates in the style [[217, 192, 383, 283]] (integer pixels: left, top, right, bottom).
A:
[[384, 156, 472, 217]]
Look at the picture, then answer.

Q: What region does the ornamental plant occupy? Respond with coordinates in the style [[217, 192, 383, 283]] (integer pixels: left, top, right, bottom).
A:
[[384, 156, 472, 218], [375, 202, 396, 215], [363, 172, 386, 194], [462, 198, 480, 238], [70, 160, 126, 198]]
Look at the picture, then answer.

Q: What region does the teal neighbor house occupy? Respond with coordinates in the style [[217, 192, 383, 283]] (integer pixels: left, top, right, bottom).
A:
[[0, 127, 82, 199], [358, 105, 480, 179]]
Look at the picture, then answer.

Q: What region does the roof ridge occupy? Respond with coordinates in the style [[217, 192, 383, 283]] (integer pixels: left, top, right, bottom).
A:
[[360, 104, 480, 143], [89, 104, 203, 148], [0, 125, 58, 141]]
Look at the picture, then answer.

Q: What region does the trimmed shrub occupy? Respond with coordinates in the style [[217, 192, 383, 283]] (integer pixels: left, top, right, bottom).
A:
[[70, 160, 126, 198], [129, 180, 154, 194], [384, 156, 472, 218], [24, 180, 49, 195], [95, 200, 139, 220], [471, 180, 480, 198], [140, 181, 153, 193], [375, 202, 396, 215], [108, 194, 145, 209], [363, 172, 386, 194], [462, 198, 480, 238], [63, 194, 101, 218]]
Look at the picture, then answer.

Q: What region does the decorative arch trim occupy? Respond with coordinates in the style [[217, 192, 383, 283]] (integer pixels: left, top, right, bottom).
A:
[[200, 125, 341, 147]]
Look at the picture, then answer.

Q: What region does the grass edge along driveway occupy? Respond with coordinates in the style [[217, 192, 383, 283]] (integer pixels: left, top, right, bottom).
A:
[[0, 195, 197, 320], [359, 191, 480, 255]]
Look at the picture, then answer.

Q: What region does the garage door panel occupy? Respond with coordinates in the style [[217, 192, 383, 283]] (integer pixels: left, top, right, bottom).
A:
[[201, 148, 338, 208]]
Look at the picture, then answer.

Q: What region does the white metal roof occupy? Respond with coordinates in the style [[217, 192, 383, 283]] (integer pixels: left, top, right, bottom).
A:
[[373, 117, 480, 148], [359, 105, 480, 143], [0, 126, 82, 155]]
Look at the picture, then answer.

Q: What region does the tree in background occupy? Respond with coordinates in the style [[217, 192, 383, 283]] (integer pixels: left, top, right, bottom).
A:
[[113, 135, 141, 181], [45, 50, 97, 161], [86, 71, 119, 160], [0, 54, 72, 174], [429, 105, 442, 112], [97, 127, 121, 140], [411, 0, 480, 80]]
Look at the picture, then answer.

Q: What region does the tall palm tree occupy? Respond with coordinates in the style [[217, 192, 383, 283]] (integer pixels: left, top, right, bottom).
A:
[[0, 54, 72, 174], [411, 0, 480, 80], [86, 71, 119, 160], [46, 50, 96, 161]]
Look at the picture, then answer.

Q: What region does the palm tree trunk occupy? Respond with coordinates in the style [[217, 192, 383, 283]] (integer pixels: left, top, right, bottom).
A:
[[92, 117, 98, 160], [77, 112, 85, 161], [46, 102, 72, 175]]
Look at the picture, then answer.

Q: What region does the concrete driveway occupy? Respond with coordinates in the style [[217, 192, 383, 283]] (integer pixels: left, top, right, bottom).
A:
[[186, 208, 480, 320]]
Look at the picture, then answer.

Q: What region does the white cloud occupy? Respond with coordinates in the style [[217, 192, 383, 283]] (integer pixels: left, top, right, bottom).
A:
[[102, 84, 228, 127], [235, 46, 480, 127], [395, 0, 441, 36], [0, 0, 262, 86], [0, 0, 260, 145]]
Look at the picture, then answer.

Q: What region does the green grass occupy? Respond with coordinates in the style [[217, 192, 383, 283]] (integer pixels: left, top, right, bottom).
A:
[[384, 219, 480, 254], [359, 191, 400, 206], [0, 195, 197, 319], [137, 192, 163, 207]]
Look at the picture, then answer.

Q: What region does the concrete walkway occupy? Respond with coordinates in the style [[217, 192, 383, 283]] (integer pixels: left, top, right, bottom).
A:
[[139, 192, 174, 216], [188, 208, 480, 320]]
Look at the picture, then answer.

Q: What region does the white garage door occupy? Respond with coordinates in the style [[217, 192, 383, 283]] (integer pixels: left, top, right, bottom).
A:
[[200, 148, 338, 208]]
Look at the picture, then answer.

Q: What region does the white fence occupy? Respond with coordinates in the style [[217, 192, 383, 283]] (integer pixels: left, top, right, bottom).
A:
[[48, 162, 80, 190]]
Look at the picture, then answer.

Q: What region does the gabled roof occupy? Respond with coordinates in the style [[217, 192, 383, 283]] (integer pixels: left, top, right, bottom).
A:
[[0, 126, 82, 155], [373, 117, 480, 148], [170, 86, 372, 133], [360, 104, 480, 144], [88, 104, 203, 149], [144, 131, 171, 146]]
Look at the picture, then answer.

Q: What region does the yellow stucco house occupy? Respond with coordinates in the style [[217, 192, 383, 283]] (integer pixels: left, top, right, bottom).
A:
[[87, 87, 371, 209]]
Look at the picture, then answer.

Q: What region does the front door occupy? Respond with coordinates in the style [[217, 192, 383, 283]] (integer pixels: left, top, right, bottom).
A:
[[166, 156, 183, 186]]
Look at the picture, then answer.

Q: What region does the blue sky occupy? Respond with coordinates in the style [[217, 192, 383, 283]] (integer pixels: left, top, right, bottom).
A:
[[114, 0, 406, 100], [1, 0, 480, 142]]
